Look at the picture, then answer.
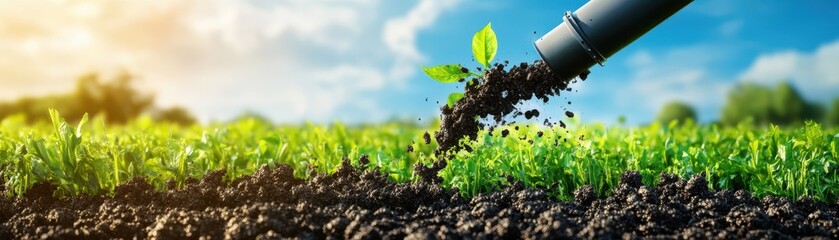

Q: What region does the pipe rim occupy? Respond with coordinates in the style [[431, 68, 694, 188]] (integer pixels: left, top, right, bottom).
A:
[[563, 11, 606, 66]]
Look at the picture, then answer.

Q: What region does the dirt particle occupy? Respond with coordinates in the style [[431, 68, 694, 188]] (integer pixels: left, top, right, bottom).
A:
[[565, 111, 574, 118], [501, 129, 510, 138], [579, 69, 590, 81], [524, 109, 541, 120], [423, 132, 431, 145], [574, 185, 597, 206], [359, 155, 370, 167], [406, 144, 414, 153]]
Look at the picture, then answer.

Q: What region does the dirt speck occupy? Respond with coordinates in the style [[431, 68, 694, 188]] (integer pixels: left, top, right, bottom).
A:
[[579, 69, 590, 81]]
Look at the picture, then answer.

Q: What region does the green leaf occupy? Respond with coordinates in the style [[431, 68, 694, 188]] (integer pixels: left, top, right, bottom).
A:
[[422, 64, 471, 83], [472, 22, 497, 69], [447, 92, 465, 108]]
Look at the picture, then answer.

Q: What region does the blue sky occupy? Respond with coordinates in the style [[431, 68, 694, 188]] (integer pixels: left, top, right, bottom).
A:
[[401, 0, 839, 125], [1, 0, 838, 125]]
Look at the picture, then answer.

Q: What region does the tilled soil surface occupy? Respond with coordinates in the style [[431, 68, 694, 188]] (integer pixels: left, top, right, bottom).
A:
[[1, 159, 838, 239]]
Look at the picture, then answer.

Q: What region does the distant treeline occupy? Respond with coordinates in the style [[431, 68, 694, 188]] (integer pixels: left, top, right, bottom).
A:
[[2, 74, 837, 127], [0, 73, 195, 125], [658, 82, 839, 127]]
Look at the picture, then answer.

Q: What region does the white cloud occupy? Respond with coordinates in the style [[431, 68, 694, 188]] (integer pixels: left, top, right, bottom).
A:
[[0, 0, 461, 123], [614, 46, 732, 120], [383, 0, 460, 81], [718, 20, 743, 37], [739, 39, 839, 101]]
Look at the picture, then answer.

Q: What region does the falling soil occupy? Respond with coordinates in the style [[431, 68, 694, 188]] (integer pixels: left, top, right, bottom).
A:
[[434, 61, 574, 154], [1, 160, 837, 239], [420, 61, 579, 184]]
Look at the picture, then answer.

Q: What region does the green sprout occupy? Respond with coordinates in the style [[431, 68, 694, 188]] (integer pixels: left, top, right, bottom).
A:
[[422, 22, 498, 108]]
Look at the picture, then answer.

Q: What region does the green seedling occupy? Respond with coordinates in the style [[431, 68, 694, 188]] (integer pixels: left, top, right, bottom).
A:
[[422, 22, 498, 108]]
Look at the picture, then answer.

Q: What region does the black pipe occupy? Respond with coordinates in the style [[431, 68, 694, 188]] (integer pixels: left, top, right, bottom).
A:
[[534, 0, 693, 80]]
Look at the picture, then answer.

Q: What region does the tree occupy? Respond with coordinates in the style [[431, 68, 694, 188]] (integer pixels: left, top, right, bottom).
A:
[[721, 82, 820, 126], [721, 83, 773, 126], [153, 107, 197, 126], [657, 101, 697, 125], [772, 82, 806, 125], [0, 72, 190, 124], [75, 73, 154, 124], [828, 98, 839, 126]]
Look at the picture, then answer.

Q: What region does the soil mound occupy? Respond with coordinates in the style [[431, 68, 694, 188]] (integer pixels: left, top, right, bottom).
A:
[[2, 160, 837, 239]]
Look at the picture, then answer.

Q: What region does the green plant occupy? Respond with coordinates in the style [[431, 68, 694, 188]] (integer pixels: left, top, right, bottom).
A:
[[2, 109, 838, 203], [421, 22, 498, 108]]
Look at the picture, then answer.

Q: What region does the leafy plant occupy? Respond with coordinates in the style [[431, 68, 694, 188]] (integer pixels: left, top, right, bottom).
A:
[[2, 110, 838, 203], [422, 22, 498, 108]]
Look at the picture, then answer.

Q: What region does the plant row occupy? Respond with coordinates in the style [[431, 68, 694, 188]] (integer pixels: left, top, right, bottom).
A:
[[1, 111, 838, 202]]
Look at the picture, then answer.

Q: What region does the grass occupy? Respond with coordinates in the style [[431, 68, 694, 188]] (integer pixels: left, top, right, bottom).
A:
[[1, 110, 838, 203], [443, 121, 839, 202]]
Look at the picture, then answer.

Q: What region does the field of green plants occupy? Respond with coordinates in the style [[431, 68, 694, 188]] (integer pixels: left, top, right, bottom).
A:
[[1, 109, 838, 203]]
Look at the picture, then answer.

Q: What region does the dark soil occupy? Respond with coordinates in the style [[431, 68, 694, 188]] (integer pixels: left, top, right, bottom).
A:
[[434, 61, 575, 154], [2, 158, 837, 239]]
